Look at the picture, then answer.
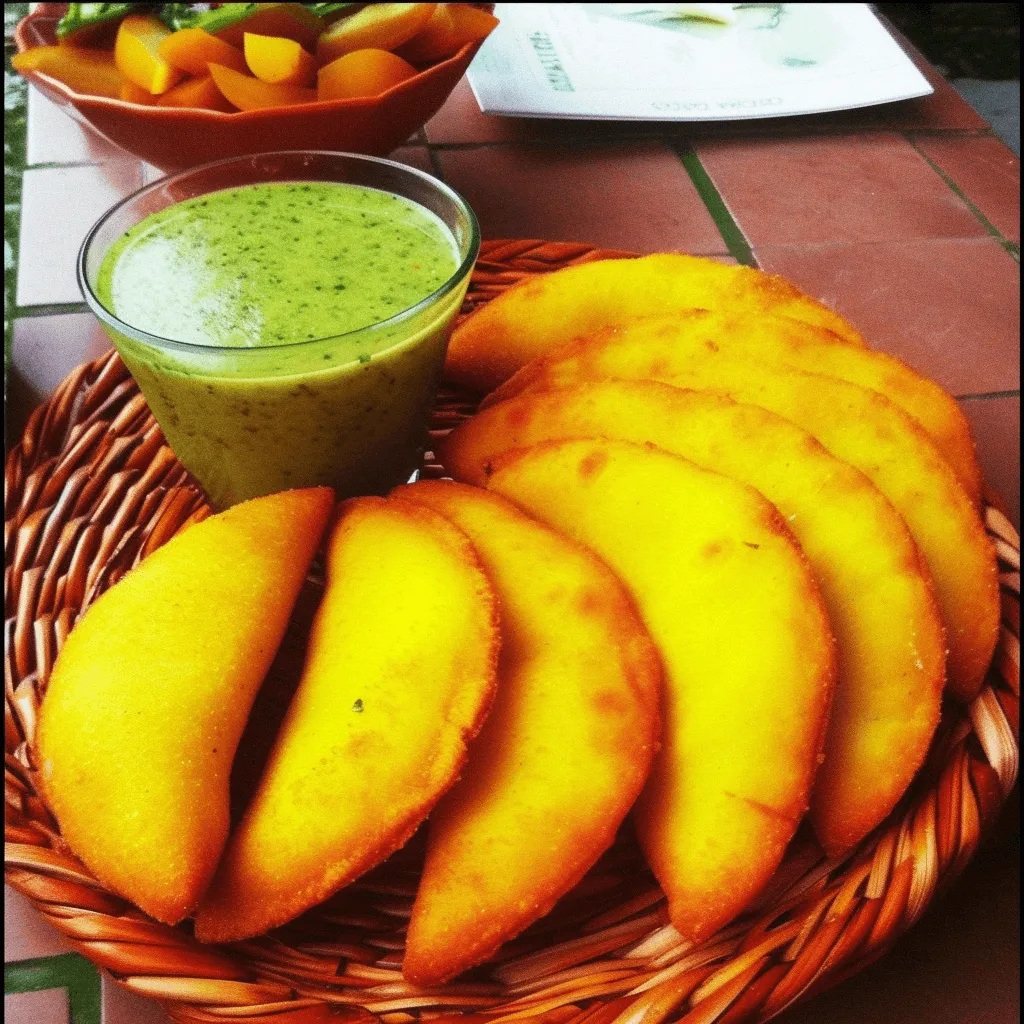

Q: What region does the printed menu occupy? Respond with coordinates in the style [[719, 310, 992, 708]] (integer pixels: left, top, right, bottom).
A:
[[468, 4, 933, 120]]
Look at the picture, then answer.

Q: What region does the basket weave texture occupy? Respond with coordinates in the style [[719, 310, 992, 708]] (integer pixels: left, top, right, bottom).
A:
[[5, 239, 1020, 1024]]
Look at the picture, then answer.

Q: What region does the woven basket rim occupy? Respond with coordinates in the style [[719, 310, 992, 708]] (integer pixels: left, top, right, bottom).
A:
[[5, 238, 1020, 1024]]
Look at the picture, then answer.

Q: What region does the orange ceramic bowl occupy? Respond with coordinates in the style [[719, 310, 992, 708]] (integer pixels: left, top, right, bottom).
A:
[[15, 3, 488, 173]]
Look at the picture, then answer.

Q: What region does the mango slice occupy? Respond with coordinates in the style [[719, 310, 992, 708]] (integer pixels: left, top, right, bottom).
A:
[[209, 62, 316, 110], [195, 496, 500, 943], [12, 46, 124, 99], [317, 3, 437, 63], [36, 488, 334, 925], [397, 3, 500, 63], [244, 32, 316, 87], [206, 3, 323, 50], [443, 382, 946, 855], [157, 74, 237, 111], [114, 14, 183, 95], [492, 333, 999, 703], [444, 254, 866, 392], [396, 481, 661, 983], [158, 27, 249, 76], [119, 79, 157, 104], [318, 48, 418, 100], [486, 439, 836, 941]]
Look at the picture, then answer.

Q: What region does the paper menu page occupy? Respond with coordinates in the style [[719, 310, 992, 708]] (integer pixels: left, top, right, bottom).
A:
[[467, 4, 933, 120]]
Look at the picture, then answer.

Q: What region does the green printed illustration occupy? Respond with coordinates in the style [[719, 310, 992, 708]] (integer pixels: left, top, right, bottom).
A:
[[583, 4, 842, 69]]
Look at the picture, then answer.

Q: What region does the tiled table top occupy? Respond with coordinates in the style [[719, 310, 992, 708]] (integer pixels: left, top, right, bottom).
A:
[[4, 8, 1020, 1024]]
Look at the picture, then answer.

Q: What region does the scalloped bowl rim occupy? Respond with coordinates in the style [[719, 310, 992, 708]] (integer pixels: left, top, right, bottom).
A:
[[14, 5, 484, 120]]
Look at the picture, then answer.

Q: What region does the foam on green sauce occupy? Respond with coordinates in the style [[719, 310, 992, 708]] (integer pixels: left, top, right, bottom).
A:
[[96, 180, 459, 353]]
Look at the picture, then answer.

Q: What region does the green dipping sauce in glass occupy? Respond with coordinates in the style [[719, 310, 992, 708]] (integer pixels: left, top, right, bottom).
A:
[[93, 179, 467, 509]]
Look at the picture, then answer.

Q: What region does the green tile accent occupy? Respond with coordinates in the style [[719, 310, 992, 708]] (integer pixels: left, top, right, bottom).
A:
[[908, 135, 1021, 263], [673, 145, 758, 268], [5, 954, 102, 1024], [5, 3, 30, 383], [14, 302, 92, 318], [958, 389, 1021, 401]]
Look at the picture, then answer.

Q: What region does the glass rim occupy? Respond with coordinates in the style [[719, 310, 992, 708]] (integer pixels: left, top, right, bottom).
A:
[[77, 150, 481, 356]]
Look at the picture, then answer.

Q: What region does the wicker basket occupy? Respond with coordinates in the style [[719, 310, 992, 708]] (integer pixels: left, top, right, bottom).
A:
[[5, 240, 1020, 1024]]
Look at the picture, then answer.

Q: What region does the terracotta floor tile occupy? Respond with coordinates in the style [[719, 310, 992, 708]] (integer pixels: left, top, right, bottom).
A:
[[961, 396, 1021, 529], [4, 887, 75, 962], [427, 80, 551, 145], [17, 162, 144, 307], [697, 133, 986, 247], [7, 313, 112, 439], [425, 79, 687, 147], [26, 86, 124, 167], [102, 975, 174, 1024], [427, 42, 983, 147], [437, 144, 725, 254], [869, 19, 989, 132], [390, 146, 438, 178], [755, 237, 1020, 396], [4, 988, 69, 1024], [913, 135, 1020, 243]]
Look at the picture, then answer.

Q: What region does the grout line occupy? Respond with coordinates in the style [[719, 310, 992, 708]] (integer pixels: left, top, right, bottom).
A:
[[956, 389, 1020, 401], [24, 160, 105, 171], [905, 127, 1004, 138], [672, 145, 757, 267], [742, 235, 1019, 254], [426, 147, 447, 183], [907, 134, 1021, 263], [13, 302, 92, 318], [4, 954, 102, 1024], [423, 125, 1000, 153], [424, 136, 673, 151], [4, 24, 27, 388]]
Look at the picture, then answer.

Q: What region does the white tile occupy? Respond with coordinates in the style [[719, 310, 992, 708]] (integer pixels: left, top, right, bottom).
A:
[[141, 163, 166, 185], [17, 162, 143, 307], [102, 975, 174, 1024], [4, 988, 70, 1024], [27, 86, 125, 167], [12, 312, 112, 397], [8, 312, 113, 436], [4, 886, 75, 963]]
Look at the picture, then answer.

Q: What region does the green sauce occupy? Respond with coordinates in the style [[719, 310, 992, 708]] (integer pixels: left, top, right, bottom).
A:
[[98, 182, 458, 351], [94, 181, 467, 509]]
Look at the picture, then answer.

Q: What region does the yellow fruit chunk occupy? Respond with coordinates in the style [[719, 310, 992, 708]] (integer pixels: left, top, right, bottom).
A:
[[211, 3, 323, 50], [495, 332, 999, 703], [443, 382, 946, 855], [487, 439, 836, 941], [209, 62, 316, 110], [500, 311, 980, 504], [243, 32, 316, 86], [12, 46, 124, 99], [36, 488, 335, 925], [317, 2, 437, 63], [195, 496, 500, 943], [444, 254, 865, 392], [114, 14, 183, 95], [318, 48, 418, 100], [156, 75, 237, 111], [158, 27, 248, 76], [397, 3, 500, 63], [119, 79, 157, 104], [395, 481, 661, 983]]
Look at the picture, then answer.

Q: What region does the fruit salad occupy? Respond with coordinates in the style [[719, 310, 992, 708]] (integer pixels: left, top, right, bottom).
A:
[[12, 3, 498, 110]]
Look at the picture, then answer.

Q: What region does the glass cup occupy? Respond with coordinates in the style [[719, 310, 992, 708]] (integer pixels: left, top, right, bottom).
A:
[[79, 151, 480, 509]]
